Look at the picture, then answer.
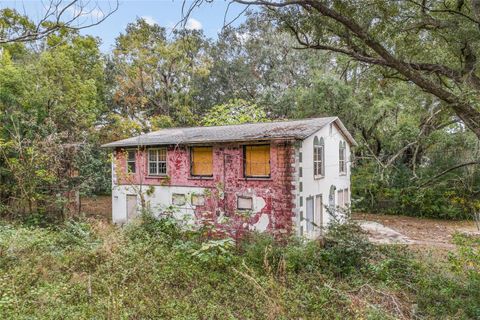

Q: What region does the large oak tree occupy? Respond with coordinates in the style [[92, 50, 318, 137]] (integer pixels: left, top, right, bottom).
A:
[[189, 0, 480, 139]]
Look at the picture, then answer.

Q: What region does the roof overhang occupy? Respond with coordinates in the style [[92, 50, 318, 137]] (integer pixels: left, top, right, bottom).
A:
[[331, 118, 358, 147]]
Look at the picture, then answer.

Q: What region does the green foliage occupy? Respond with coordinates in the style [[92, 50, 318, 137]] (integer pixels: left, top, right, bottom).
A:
[[0, 31, 107, 217], [190, 238, 236, 266], [202, 99, 267, 126], [241, 221, 372, 277], [0, 218, 479, 319], [2, 8, 479, 221], [449, 233, 480, 281], [320, 221, 373, 276], [352, 162, 478, 219], [108, 18, 210, 128]]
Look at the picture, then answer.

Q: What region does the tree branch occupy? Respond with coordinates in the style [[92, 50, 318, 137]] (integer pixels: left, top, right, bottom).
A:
[[418, 161, 480, 188], [231, 0, 480, 139], [0, 0, 119, 44]]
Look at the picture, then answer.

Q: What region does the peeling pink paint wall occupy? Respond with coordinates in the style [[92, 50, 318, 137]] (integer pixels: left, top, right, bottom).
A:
[[115, 140, 296, 235]]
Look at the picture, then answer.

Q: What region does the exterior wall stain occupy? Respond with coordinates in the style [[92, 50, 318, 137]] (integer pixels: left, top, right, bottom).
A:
[[114, 140, 296, 237]]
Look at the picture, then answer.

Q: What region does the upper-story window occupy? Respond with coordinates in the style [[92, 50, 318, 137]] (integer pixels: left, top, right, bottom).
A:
[[126, 149, 136, 174], [148, 148, 167, 176], [244, 144, 270, 178], [191, 146, 213, 176], [339, 141, 346, 174], [313, 137, 324, 178]]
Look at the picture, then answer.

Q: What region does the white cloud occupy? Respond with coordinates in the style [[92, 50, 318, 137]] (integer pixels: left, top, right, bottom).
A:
[[185, 18, 202, 30], [141, 16, 157, 26]]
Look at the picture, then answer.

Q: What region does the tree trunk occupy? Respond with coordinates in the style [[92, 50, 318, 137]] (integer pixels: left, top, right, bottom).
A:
[[451, 103, 480, 139]]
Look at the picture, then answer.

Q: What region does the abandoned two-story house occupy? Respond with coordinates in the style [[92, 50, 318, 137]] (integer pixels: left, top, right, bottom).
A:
[[102, 117, 356, 238]]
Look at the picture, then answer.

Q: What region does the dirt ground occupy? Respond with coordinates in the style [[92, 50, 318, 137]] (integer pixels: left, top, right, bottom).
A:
[[353, 212, 479, 250], [80, 195, 111, 221]]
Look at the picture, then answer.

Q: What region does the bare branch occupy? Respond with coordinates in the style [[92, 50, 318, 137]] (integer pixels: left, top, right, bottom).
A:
[[230, 0, 480, 140], [418, 161, 480, 187], [0, 0, 119, 44], [407, 0, 480, 25]]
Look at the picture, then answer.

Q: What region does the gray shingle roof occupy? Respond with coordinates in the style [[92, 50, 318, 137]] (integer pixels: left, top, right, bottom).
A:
[[101, 117, 356, 148]]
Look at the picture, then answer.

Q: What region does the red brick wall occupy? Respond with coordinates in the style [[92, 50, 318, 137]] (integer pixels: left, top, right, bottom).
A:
[[114, 140, 296, 235]]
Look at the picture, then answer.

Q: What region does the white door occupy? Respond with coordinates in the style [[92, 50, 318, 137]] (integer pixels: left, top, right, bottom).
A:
[[126, 195, 138, 221], [315, 195, 323, 236]]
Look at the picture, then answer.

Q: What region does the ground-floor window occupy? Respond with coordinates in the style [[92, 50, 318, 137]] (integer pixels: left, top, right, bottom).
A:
[[337, 189, 344, 208], [237, 196, 253, 210], [306, 197, 314, 232], [337, 188, 349, 208], [315, 194, 323, 235]]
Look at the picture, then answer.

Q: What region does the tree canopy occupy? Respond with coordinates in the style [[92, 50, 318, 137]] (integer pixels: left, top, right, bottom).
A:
[[0, 7, 478, 219]]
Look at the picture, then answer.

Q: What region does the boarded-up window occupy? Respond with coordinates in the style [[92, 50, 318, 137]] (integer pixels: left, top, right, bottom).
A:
[[244, 145, 270, 177], [148, 148, 167, 175], [192, 194, 205, 206], [191, 146, 213, 176], [237, 196, 253, 210], [126, 149, 136, 174], [172, 193, 186, 206]]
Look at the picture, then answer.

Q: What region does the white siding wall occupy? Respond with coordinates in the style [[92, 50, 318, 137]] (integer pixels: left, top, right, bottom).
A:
[[112, 185, 208, 224], [296, 123, 352, 238], [112, 184, 269, 231]]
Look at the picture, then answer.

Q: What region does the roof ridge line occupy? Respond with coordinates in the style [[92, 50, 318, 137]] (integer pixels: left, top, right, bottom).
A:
[[147, 116, 337, 133]]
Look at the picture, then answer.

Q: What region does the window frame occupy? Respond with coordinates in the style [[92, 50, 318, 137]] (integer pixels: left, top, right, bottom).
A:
[[172, 193, 186, 206], [147, 147, 168, 176], [190, 146, 214, 177], [339, 141, 347, 175], [237, 196, 253, 210], [243, 144, 271, 178], [337, 189, 344, 208], [306, 196, 315, 233], [344, 188, 349, 207], [192, 194, 206, 206], [313, 137, 325, 179], [126, 149, 136, 174]]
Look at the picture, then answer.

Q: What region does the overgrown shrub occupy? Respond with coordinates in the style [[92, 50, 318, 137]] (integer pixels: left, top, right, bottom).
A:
[[449, 233, 480, 282], [1, 217, 479, 319], [352, 162, 479, 220], [321, 220, 373, 276]]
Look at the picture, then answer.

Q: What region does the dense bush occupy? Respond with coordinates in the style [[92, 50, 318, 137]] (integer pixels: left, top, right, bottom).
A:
[[0, 217, 479, 319], [352, 163, 479, 220]]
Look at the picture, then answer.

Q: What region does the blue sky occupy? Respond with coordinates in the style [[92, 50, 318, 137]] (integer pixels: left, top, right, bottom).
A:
[[2, 0, 249, 51]]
